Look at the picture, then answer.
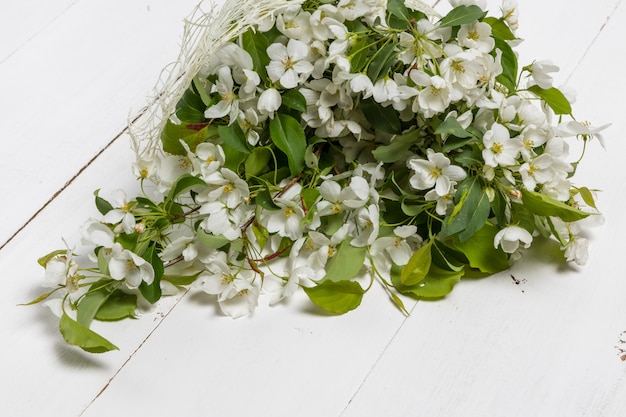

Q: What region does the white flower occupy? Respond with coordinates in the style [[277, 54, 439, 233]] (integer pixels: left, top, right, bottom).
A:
[[494, 225, 533, 254], [502, 0, 519, 31], [563, 237, 589, 266], [557, 120, 610, 148], [203, 168, 250, 209], [257, 88, 282, 116], [261, 197, 306, 240], [450, 0, 487, 9], [218, 278, 260, 318], [408, 149, 466, 196], [204, 66, 240, 122], [44, 252, 79, 291], [371, 225, 418, 266], [192, 143, 225, 179], [457, 21, 495, 53], [425, 185, 456, 215], [266, 39, 314, 89], [528, 60, 559, 89], [410, 72, 460, 117], [482, 123, 522, 167], [348, 73, 374, 99], [100, 190, 136, 234], [109, 243, 155, 288], [519, 154, 556, 190], [352, 204, 380, 247], [277, 9, 313, 42], [81, 219, 115, 248]]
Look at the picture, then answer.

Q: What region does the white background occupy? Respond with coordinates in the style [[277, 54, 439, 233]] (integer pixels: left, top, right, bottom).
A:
[[1, 1, 625, 416]]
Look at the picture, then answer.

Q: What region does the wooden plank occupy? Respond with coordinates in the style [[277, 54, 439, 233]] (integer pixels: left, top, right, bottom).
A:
[[0, 0, 201, 245]]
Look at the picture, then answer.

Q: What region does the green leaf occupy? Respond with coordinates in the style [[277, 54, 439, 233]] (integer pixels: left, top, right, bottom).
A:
[[440, 176, 491, 241], [387, 0, 411, 28], [77, 290, 112, 327], [494, 37, 518, 93], [217, 122, 251, 154], [402, 265, 464, 299], [527, 85, 572, 115], [269, 114, 307, 176], [192, 76, 213, 107], [360, 97, 402, 134], [349, 39, 370, 73], [222, 144, 248, 172], [94, 190, 114, 215], [59, 312, 118, 353], [94, 291, 137, 321], [453, 222, 509, 273], [163, 273, 201, 287], [241, 28, 270, 81], [401, 239, 433, 286], [483, 16, 516, 41], [372, 129, 419, 162], [577, 187, 597, 209], [197, 228, 231, 249], [251, 222, 270, 250], [435, 116, 473, 138], [438, 5, 484, 28], [302, 188, 320, 210], [245, 147, 272, 178], [175, 87, 207, 123], [303, 281, 364, 314], [255, 186, 280, 211], [432, 240, 465, 272], [521, 189, 589, 222], [281, 89, 307, 113], [323, 239, 366, 282], [37, 249, 70, 268], [161, 120, 215, 155], [367, 43, 398, 81], [139, 244, 163, 304], [167, 174, 206, 202]]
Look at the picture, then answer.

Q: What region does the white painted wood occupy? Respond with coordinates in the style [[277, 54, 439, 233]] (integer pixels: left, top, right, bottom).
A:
[[0, 0, 201, 245], [1, 0, 624, 416]]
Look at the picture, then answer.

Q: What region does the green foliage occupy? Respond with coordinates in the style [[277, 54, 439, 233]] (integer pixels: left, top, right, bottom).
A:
[[59, 312, 118, 353], [303, 281, 364, 314], [269, 114, 307, 176], [527, 85, 572, 115], [218, 122, 251, 154], [521, 189, 589, 222], [453, 222, 510, 274], [360, 97, 402, 134], [323, 239, 367, 282], [438, 5, 484, 28], [400, 239, 433, 286]]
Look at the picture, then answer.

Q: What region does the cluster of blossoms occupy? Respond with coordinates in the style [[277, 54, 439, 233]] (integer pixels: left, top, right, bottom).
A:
[[33, 0, 606, 353]]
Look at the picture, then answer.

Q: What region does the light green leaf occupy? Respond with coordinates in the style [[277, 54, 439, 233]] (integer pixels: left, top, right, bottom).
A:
[[577, 186, 597, 209], [197, 228, 231, 249], [323, 239, 366, 282], [438, 5, 484, 28], [245, 147, 272, 178], [37, 249, 70, 268], [163, 272, 201, 287], [522, 189, 589, 221], [483, 16, 516, 41], [269, 114, 307, 176], [77, 290, 112, 327], [218, 123, 251, 154], [360, 97, 402, 134], [435, 116, 473, 138], [402, 265, 464, 299], [527, 85, 572, 115], [161, 120, 216, 155], [59, 312, 118, 353], [440, 176, 490, 242], [401, 239, 433, 286], [303, 281, 364, 314], [94, 291, 137, 321], [453, 222, 509, 273]]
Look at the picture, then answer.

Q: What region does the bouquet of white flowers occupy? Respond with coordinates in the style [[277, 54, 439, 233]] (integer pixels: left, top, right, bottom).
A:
[[29, 0, 606, 353]]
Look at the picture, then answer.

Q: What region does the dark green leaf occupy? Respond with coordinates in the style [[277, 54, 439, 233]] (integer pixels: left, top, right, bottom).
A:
[[372, 129, 419, 162], [269, 114, 307, 176], [435, 116, 473, 138], [161, 120, 216, 155], [349, 39, 370, 73], [323, 239, 366, 282], [139, 244, 163, 304], [255, 187, 280, 210], [222, 145, 248, 172], [303, 281, 364, 314], [438, 5, 484, 28], [281, 89, 307, 113], [360, 97, 401, 134], [245, 147, 272, 178], [494, 37, 518, 92], [218, 122, 251, 154], [94, 190, 114, 215], [367, 43, 398, 81], [175, 87, 207, 123], [440, 176, 491, 241], [163, 272, 201, 287], [241, 28, 270, 81], [521, 189, 589, 221], [59, 312, 118, 353], [527, 85, 572, 115], [167, 174, 206, 202]]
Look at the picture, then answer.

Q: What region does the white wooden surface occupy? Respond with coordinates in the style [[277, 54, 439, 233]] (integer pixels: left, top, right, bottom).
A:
[[1, 1, 625, 416]]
